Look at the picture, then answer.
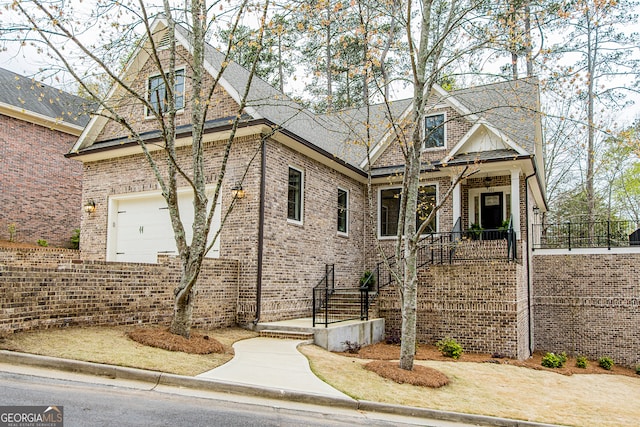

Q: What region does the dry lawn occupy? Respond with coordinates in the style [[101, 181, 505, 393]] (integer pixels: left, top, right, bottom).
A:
[[300, 344, 640, 427], [0, 326, 257, 376]]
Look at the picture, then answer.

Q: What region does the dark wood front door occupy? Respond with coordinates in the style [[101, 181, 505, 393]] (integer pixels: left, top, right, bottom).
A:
[[481, 192, 503, 230]]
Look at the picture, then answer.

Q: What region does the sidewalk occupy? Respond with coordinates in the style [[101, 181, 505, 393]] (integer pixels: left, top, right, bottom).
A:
[[197, 337, 350, 399]]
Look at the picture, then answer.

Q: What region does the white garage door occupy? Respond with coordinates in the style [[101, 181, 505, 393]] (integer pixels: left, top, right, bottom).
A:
[[108, 190, 221, 263]]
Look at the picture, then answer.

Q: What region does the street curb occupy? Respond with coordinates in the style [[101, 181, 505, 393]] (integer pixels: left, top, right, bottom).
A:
[[0, 350, 560, 427]]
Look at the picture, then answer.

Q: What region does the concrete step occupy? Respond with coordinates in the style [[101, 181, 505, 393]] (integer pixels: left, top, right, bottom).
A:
[[258, 330, 314, 341]]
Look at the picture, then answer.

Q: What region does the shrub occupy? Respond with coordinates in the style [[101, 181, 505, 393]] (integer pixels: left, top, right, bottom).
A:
[[37, 239, 48, 247], [7, 223, 16, 242], [359, 270, 376, 290], [70, 228, 80, 249], [598, 357, 614, 370], [636, 365, 640, 375], [541, 352, 567, 368], [342, 340, 361, 354], [576, 356, 588, 369], [436, 337, 464, 359]]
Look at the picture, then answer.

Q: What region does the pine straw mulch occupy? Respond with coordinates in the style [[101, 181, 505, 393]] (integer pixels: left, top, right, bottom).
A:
[[364, 360, 450, 388], [127, 328, 225, 354], [339, 342, 639, 380]]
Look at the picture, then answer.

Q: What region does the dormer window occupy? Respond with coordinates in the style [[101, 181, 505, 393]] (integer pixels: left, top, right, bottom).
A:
[[424, 113, 445, 149], [147, 69, 185, 116]]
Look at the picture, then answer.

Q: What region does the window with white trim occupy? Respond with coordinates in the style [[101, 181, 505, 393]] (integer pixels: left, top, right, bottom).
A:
[[424, 113, 445, 149], [147, 69, 185, 115], [287, 166, 304, 223], [379, 185, 437, 237], [337, 188, 349, 235]]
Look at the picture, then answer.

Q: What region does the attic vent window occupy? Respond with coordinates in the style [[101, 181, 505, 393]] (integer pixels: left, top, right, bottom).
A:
[[158, 32, 172, 48], [147, 69, 185, 116], [424, 113, 445, 149]]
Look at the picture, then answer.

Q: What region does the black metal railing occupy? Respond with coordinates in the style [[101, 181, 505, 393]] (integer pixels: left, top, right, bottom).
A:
[[315, 217, 520, 325], [312, 264, 334, 327], [532, 220, 639, 250], [373, 217, 518, 290]]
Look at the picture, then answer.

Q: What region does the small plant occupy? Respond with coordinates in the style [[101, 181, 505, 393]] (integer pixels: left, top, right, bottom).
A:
[[598, 356, 614, 370], [342, 340, 361, 354], [436, 337, 464, 359], [359, 270, 376, 290], [385, 334, 401, 345], [7, 223, 16, 242], [70, 228, 80, 249], [635, 364, 640, 375], [36, 239, 48, 247], [576, 356, 588, 369], [541, 352, 568, 368], [468, 223, 483, 240]]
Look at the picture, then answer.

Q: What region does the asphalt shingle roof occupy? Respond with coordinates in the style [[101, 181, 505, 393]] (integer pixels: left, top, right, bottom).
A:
[[451, 78, 539, 154], [0, 67, 92, 127]]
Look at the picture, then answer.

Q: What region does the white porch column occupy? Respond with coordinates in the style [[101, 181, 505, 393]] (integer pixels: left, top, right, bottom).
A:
[[510, 169, 520, 239], [452, 179, 461, 229]]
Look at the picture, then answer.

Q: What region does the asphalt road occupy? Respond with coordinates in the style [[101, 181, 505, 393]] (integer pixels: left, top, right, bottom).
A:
[[0, 370, 466, 427]]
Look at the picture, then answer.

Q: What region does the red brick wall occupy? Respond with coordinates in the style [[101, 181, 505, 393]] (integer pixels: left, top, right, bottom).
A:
[[533, 252, 640, 368], [0, 114, 82, 247], [0, 251, 239, 334]]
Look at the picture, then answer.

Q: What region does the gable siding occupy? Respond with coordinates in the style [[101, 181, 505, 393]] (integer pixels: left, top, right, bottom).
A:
[[95, 45, 241, 143], [371, 106, 472, 169], [0, 113, 82, 247]]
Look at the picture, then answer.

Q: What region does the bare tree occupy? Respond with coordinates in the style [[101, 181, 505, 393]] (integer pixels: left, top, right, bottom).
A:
[[11, 0, 271, 338]]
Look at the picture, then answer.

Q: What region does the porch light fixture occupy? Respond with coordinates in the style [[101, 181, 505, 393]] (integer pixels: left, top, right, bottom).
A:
[[231, 185, 245, 199], [483, 176, 492, 188], [83, 199, 96, 214]]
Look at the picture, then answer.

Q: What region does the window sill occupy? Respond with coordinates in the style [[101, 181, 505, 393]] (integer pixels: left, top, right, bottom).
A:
[[287, 218, 304, 227], [144, 108, 185, 120], [337, 231, 349, 238]]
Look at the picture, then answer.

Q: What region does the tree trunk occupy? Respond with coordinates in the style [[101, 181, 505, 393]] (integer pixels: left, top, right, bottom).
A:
[[169, 276, 196, 338]]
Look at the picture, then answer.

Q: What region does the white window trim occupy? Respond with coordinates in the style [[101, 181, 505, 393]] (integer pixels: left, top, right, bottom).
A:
[[145, 67, 186, 119], [377, 183, 439, 240], [422, 112, 447, 151], [337, 187, 349, 237], [468, 186, 511, 228], [287, 165, 304, 226]]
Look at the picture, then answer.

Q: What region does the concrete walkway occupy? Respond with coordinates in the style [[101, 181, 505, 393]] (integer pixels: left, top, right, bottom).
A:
[[197, 337, 350, 399]]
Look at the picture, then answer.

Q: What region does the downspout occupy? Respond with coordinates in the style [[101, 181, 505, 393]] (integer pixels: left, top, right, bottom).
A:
[[253, 138, 267, 325], [524, 169, 536, 356]]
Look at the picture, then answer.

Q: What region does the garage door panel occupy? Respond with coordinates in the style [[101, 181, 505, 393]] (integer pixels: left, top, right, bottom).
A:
[[109, 191, 220, 263]]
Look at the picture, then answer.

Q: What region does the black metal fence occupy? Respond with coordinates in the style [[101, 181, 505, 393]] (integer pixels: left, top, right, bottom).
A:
[[532, 220, 640, 250]]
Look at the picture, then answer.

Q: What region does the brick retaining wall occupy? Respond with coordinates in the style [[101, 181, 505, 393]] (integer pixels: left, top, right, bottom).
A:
[[533, 252, 640, 368], [0, 250, 239, 334], [378, 261, 528, 359]]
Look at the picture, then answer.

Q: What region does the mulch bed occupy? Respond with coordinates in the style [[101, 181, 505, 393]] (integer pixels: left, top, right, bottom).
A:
[[364, 360, 450, 387], [127, 328, 225, 354], [339, 342, 639, 378]]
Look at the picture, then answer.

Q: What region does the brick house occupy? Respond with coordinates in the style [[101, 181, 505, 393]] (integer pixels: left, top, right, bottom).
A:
[[0, 68, 90, 247], [67, 18, 547, 358]]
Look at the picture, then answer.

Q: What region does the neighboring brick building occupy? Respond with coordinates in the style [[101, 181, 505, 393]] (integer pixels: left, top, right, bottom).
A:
[[66, 18, 547, 358], [0, 68, 90, 247]]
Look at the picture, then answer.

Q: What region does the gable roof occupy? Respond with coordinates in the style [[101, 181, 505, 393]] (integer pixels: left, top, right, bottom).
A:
[[451, 78, 540, 155], [71, 18, 541, 178], [0, 67, 92, 135]]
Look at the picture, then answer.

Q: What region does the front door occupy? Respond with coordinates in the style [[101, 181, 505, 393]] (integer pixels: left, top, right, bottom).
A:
[[481, 192, 503, 230]]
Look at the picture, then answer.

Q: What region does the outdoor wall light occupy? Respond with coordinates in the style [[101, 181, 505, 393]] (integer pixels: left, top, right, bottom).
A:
[[483, 176, 492, 188], [231, 185, 245, 199], [83, 199, 96, 214]]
